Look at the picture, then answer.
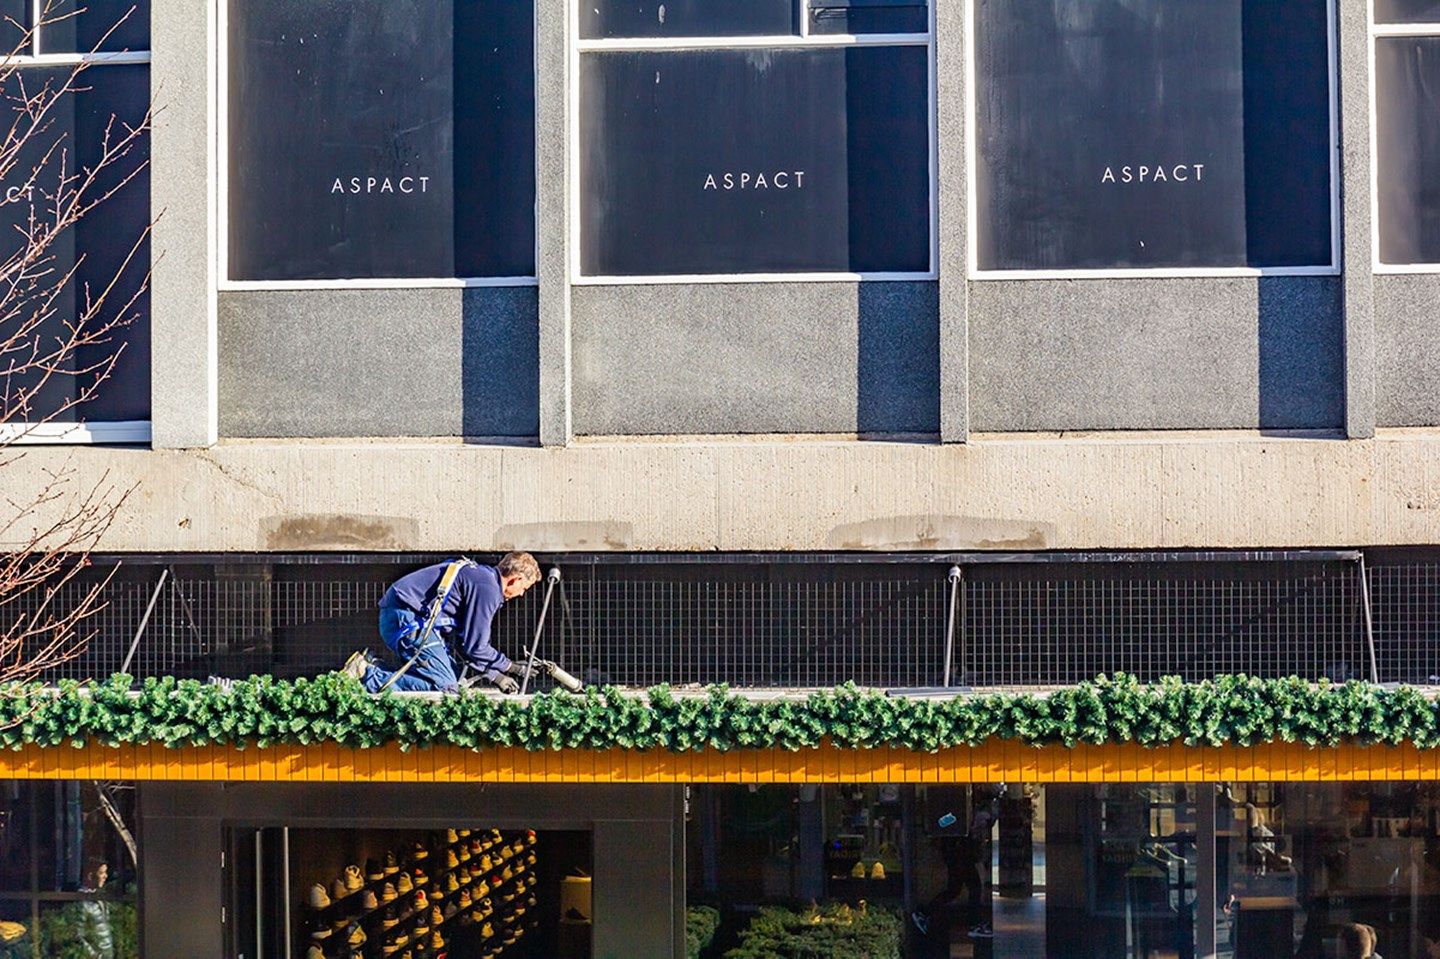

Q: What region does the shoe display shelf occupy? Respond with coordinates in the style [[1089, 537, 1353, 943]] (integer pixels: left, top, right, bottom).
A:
[[303, 829, 540, 959]]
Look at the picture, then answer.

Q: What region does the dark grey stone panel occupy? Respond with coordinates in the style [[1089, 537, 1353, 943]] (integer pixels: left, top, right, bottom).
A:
[[968, 276, 1343, 431], [572, 282, 938, 435], [1376, 275, 1440, 426], [218, 287, 538, 437], [139, 784, 225, 959]]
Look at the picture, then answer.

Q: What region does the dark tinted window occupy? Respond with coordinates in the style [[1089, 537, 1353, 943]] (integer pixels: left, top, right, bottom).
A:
[[228, 0, 536, 280], [580, 46, 930, 275], [0, 65, 150, 423], [580, 0, 797, 39], [1374, 0, 1440, 23], [0, 0, 31, 54], [809, 0, 927, 34], [1376, 37, 1440, 264], [974, 0, 1331, 271], [40, 0, 150, 53]]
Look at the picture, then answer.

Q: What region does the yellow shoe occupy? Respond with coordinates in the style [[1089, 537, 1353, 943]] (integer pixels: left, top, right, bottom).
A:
[[481, 922, 495, 939], [396, 873, 413, 894], [850, 861, 866, 878], [346, 923, 366, 947], [479, 855, 493, 872], [446, 849, 459, 869], [870, 862, 886, 880], [446, 829, 459, 844], [430, 931, 445, 950], [445, 873, 460, 893]]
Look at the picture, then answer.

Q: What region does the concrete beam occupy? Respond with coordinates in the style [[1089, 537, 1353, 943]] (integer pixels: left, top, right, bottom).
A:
[[5, 431, 1439, 552]]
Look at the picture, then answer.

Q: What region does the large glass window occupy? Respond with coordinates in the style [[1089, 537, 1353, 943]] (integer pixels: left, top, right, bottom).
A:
[[1373, 24, 1440, 268], [577, 0, 934, 280], [225, 0, 537, 284], [688, 782, 1440, 959], [0, 781, 139, 959], [0, 4, 150, 436], [972, 0, 1336, 275]]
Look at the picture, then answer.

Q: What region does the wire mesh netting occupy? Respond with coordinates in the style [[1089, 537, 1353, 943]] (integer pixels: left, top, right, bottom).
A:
[[6, 552, 1438, 689]]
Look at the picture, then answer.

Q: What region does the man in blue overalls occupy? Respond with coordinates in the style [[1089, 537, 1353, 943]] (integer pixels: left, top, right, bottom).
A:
[[342, 551, 541, 694]]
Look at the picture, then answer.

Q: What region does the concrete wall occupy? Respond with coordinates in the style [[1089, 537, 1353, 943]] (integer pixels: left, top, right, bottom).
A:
[[218, 288, 539, 438], [1375, 276, 1440, 427], [571, 283, 939, 436], [11, 431, 1440, 552], [156, 0, 1436, 441]]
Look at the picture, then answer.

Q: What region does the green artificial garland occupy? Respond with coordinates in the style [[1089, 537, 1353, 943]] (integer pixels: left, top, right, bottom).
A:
[[0, 673, 1435, 753]]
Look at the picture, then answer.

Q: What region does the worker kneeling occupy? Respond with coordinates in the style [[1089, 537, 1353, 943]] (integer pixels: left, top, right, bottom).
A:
[[342, 551, 541, 694]]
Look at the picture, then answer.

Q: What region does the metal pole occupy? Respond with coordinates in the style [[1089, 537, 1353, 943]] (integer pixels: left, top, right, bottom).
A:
[[1358, 554, 1380, 683], [120, 567, 168, 676], [520, 567, 562, 695], [942, 565, 962, 687]]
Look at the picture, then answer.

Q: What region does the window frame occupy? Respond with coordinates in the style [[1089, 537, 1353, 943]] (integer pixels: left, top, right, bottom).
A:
[[216, 0, 542, 291], [569, 0, 939, 285], [1368, 6, 1440, 272], [965, 0, 1343, 280], [1, 11, 151, 446]]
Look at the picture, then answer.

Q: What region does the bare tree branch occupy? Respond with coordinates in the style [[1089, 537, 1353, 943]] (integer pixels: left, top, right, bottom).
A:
[[0, 3, 149, 684]]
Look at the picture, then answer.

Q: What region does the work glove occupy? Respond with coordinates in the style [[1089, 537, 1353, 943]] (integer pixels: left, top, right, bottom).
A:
[[504, 661, 528, 677], [492, 674, 520, 695]]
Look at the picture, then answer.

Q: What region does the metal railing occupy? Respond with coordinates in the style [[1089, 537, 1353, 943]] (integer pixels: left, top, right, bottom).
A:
[[11, 550, 1438, 689]]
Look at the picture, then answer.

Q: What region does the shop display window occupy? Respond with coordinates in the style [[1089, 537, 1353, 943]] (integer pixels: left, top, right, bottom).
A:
[[235, 825, 591, 959], [226, 0, 537, 282], [0, 781, 139, 959], [973, 0, 1335, 273], [577, 1, 933, 279]]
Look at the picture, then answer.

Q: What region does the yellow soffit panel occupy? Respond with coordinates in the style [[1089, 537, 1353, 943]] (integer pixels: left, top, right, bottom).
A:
[[0, 741, 1434, 783]]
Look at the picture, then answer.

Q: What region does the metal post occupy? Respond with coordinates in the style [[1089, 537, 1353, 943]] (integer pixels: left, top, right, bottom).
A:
[[1357, 554, 1380, 683], [120, 568, 169, 676], [520, 567, 562, 695], [942, 565, 962, 687]]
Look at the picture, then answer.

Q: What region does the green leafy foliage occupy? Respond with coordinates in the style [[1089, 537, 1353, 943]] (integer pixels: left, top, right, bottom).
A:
[[724, 902, 901, 959], [686, 905, 721, 959], [0, 673, 1436, 753]]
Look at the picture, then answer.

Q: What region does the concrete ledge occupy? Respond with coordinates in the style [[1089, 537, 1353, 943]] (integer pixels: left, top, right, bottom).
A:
[[6, 429, 1438, 551]]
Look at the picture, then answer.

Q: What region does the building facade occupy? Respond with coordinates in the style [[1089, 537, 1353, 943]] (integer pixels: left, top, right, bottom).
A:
[[1, 0, 1439, 957]]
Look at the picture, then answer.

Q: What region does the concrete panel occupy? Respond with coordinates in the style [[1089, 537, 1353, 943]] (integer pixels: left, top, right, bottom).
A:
[[968, 277, 1344, 431], [218, 287, 538, 437], [536, 0, 572, 445], [139, 784, 224, 959], [594, 819, 678, 959], [149, 0, 216, 447], [1375, 275, 1440, 426], [1338, 0, 1376, 438], [571, 282, 939, 435], [8, 431, 1440, 551], [936, 0, 970, 442]]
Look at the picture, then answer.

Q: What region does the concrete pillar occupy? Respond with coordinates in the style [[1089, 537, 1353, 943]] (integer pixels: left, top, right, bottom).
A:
[[936, 0, 970, 442], [148, 0, 218, 448], [536, 0, 573, 446], [1338, 0, 1375, 438]]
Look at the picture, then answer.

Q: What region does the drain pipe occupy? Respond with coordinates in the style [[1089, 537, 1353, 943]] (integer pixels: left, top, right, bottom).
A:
[[942, 565, 963, 688], [1357, 553, 1379, 684]]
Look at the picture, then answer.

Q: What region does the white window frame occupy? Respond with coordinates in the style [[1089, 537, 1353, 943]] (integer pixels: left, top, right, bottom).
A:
[[215, 0, 541, 291], [569, 1, 940, 285], [965, 0, 1342, 280], [1368, 10, 1440, 273], [2, 6, 152, 445]]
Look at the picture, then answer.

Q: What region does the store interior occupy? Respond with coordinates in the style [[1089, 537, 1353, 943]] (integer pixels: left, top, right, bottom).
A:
[[234, 826, 591, 959]]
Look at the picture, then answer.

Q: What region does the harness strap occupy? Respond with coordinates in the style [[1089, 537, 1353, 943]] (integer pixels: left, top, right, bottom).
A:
[[377, 558, 471, 692]]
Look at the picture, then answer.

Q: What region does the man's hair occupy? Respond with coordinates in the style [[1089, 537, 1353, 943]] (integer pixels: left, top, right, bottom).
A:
[[497, 551, 541, 584]]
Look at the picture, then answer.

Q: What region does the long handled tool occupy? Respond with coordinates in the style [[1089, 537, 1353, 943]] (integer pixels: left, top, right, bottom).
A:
[[519, 567, 563, 695]]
